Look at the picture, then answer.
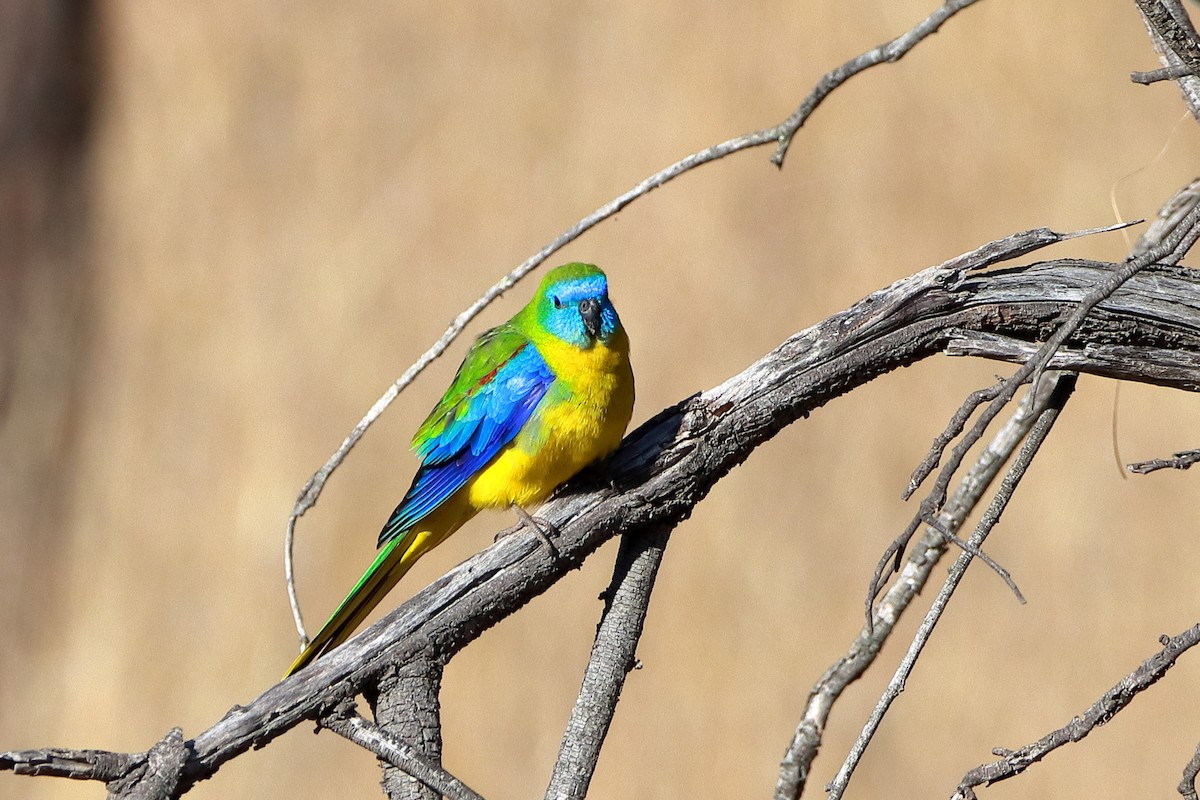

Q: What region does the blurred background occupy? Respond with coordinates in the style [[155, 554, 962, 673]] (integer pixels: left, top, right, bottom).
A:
[[3, 1, 1199, 798]]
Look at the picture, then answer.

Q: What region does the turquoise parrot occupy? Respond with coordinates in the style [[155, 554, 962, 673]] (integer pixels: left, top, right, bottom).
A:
[[286, 262, 635, 676]]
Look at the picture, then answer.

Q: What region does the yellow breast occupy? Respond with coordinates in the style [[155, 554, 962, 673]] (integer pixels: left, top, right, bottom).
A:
[[467, 329, 634, 510]]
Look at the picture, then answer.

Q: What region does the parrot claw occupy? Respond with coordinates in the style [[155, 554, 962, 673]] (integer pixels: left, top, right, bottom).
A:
[[497, 505, 560, 558]]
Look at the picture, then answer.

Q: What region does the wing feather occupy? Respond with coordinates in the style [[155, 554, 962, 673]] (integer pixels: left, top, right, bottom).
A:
[[377, 326, 553, 546]]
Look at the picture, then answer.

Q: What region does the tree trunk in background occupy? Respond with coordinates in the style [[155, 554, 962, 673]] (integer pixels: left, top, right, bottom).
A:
[[0, 0, 95, 690]]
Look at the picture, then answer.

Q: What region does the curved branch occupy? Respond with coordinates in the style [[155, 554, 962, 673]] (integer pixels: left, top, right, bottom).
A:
[[283, 0, 986, 645], [953, 623, 1200, 799], [827, 372, 1078, 800], [774, 370, 1051, 800], [183, 246, 1200, 790], [9, 228, 1200, 793]]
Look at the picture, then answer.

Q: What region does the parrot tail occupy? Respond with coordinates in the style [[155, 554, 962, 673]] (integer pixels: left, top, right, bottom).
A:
[[284, 493, 475, 678]]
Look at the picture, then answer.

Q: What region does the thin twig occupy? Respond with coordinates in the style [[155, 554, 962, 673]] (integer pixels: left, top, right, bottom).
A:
[[1128, 448, 1200, 473], [546, 524, 673, 800], [321, 701, 483, 800], [1131, 64, 1196, 83], [828, 373, 1078, 800], [774, 375, 1051, 800], [770, 0, 984, 167], [904, 380, 1005, 500], [868, 201, 1200, 618], [953, 623, 1200, 799], [283, 0, 988, 647], [934, 526, 1026, 605], [1134, 0, 1200, 120]]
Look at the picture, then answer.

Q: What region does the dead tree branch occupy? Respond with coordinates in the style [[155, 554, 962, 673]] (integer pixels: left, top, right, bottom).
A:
[[832, 175, 1200, 799], [362, 655, 446, 800], [774, 371, 1054, 800], [1131, 64, 1196, 83], [1134, 0, 1200, 75], [283, 0, 985, 647], [546, 524, 675, 800], [6, 225, 1200, 795], [827, 373, 1078, 800], [867, 201, 1200, 621], [1181, 741, 1200, 800], [952, 623, 1200, 799], [0, 747, 143, 784], [1134, 0, 1200, 119], [321, 700, 481, 800], [1128, 449, 1200, 473]]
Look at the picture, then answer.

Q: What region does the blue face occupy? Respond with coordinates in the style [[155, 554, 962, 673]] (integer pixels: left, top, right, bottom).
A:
[[540, 274, 621, 348]]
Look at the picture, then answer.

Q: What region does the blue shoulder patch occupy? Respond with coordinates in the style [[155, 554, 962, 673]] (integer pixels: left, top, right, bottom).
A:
[[377, 345, 554, 546]]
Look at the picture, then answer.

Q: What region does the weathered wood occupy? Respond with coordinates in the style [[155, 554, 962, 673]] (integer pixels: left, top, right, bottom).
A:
[[364, 655, 445, 800], [7, 251, 1200, 794], [545, 524, 674, 800], [179, 254, 1200, 792]]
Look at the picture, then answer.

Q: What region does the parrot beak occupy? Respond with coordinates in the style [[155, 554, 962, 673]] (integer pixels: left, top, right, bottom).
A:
[[579, 298, 603, 340]]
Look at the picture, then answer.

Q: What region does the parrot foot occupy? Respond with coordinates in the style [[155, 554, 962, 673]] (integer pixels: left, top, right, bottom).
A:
[[497, 505, 560, 558]]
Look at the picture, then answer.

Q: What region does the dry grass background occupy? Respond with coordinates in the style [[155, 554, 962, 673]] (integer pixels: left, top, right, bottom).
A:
[[3, 2, 1200, 799]]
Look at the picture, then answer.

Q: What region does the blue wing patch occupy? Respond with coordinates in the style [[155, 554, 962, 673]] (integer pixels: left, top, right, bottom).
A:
[[377, 344, 554, 546]]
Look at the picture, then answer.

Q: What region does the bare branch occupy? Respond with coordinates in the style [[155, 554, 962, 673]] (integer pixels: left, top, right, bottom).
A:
[[1128, 448, 1200, 473], [774, 372, 1052, 800], [953, 623, 1200, 799], [321, 700, 482, 800], [187, 251, 1200, 789], [1180, 741, 1200, 800], [1134, 0, 1200, 75], [867, 202, 1200, 616], [546, 524, 674, 800], [105, 729, 187, 800], [827, 373, 1078, 800], [1131, 64, 1196, 83], [1, 730, 185, 800], [771, 0, 984, 167], [0, 746, 142, 783], [933, 526, 1025, 604], [904, 380, 1004, 500], [1133, 177, 1200, 261], [363, 656, 445, 800], [282, 0, 987, 647], [9, 236, 1200, 795], [1135, 0, 1200, 120]]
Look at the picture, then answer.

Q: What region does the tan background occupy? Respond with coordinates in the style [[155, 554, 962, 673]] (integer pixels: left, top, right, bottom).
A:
[[3, 2, 1200, 799]]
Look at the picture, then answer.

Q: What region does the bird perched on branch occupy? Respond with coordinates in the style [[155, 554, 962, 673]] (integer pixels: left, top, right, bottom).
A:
[[285, 262, 635, 677]]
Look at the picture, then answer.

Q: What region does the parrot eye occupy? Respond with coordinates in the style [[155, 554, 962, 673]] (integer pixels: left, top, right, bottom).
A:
[[551, 295, 564, 310]]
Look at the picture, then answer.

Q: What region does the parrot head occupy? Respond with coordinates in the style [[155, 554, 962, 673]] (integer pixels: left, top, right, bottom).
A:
[[531, 262, 621, 348]]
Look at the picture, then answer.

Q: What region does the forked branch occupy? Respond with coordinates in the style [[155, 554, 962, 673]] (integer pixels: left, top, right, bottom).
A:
[[7, 226, 1200, 796], [953, 624, 1200, 799], [283, 0, 987, 646]]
